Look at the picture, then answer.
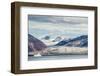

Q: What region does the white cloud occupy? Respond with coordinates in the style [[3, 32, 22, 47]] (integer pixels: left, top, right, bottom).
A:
[[28, 15, 88, 24], [29, 21, 87, 33]]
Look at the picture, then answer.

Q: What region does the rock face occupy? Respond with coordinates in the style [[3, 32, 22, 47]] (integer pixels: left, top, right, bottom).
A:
[[55, 35, 88, 47], [28, 34, 47, 52]]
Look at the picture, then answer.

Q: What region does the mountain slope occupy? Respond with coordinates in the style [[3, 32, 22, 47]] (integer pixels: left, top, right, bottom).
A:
[[55, 35, 88, 47], [28, 34, 47, 52], [52, 36, 63, 42]]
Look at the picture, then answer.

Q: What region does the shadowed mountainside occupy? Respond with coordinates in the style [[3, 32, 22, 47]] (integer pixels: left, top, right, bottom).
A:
[[55, 35, 88, 47], [28, 34, 47, 52]]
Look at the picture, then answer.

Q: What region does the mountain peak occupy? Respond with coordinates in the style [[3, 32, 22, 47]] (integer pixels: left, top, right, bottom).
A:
[[55, 35, 88, 47], [28, 34, 47, 52]]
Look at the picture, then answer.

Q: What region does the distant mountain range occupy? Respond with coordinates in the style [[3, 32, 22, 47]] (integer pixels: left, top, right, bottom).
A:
[[55, 35, 88, 47], [28, 34, 88, 53], [52, 36, 63, 42], [28, 34, 47, 52], [42, 35, 50, 40], [42, 35, 66, 42]]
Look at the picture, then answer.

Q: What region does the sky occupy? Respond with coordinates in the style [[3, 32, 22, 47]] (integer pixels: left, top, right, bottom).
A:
[[28, 15, 88, 40]]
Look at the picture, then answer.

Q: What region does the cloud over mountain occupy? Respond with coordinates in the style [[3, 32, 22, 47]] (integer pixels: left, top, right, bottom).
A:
[[28, 15, 88, 24]]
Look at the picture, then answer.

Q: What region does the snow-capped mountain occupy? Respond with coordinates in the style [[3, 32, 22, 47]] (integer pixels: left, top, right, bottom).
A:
[[41, 35, 50, 40], [55, 35, 88, 47], [52, 36, 63, 42], [52, 35, 68, 42]]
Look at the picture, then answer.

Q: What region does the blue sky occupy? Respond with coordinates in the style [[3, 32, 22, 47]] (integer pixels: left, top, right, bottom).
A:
[[28, 15, 88, 39]]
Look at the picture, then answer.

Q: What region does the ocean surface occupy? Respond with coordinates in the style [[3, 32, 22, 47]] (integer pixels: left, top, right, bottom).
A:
[[28, 54, 88, 61]]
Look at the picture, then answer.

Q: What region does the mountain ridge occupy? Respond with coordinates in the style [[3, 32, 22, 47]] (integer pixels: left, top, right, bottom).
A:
[[28, 34, 47, 52], [55, 35, 88, 47]]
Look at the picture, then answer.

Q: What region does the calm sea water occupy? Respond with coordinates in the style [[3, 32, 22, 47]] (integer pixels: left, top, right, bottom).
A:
[[28, 54, 88, 61]]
